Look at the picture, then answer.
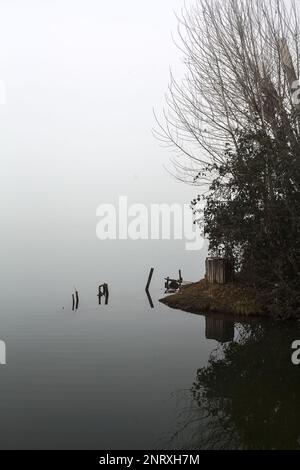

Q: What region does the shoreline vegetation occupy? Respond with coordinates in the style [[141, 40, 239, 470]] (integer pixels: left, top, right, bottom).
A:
[[157, 0, 300, 321], [160, 279, 290, 319]]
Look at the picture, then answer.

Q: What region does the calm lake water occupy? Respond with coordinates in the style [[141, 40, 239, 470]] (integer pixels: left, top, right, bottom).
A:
[[1, 240, 300, 450]]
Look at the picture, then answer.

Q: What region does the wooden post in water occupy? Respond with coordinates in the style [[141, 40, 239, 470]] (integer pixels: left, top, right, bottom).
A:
[[145, 268, 155, 308], [145, 268, 154, 291], [104, 283, 109, 305], [98, 283, 109, 305]]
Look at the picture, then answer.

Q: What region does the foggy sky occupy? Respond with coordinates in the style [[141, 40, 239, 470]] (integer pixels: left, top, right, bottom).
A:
[[0, 0, 205, 297]]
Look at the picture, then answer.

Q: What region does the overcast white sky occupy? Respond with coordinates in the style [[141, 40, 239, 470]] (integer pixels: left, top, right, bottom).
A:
[[0, 0, 193, 204], [0, 0, 207, 294]]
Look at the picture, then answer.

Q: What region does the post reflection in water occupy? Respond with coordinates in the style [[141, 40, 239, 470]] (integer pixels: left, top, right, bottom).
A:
[[170, 319, 300, 450], [205, 316, 234, 343], [146, 290, 154, 309]]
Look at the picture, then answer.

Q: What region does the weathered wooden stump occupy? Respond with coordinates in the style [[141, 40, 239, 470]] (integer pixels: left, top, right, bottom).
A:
[[205, 257, 234, 284], [98, 283, 109, 305]]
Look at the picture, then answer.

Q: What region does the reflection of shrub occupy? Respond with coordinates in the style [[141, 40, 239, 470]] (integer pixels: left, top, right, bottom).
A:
[[183, 323, 300, 449]]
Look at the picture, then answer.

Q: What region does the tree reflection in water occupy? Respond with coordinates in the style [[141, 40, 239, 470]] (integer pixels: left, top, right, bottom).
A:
[[172, 318, 300, 450]]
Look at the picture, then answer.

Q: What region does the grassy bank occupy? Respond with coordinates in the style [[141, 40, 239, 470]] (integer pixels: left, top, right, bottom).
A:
[[159, 279, 269, 318]]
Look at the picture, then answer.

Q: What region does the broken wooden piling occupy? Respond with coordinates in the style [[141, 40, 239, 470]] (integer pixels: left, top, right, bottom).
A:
[[145, 268, 154, 291], [98, 283, 109, 305]]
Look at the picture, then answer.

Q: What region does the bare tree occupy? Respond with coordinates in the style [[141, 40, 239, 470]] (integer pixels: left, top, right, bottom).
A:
[[155, 0, 300, 185]]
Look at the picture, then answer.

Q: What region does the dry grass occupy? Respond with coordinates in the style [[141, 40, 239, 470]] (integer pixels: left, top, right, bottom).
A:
[[160, 279, 268, 317]]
